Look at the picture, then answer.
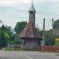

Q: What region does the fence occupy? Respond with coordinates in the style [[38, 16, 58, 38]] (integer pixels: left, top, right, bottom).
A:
[[41, 46, 59, 52]]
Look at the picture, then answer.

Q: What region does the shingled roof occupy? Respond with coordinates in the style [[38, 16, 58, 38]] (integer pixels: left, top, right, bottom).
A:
[[19, 21, 42, 39]]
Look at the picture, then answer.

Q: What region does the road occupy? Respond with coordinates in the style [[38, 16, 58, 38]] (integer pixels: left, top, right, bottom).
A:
[[0, 50, 59, 59]]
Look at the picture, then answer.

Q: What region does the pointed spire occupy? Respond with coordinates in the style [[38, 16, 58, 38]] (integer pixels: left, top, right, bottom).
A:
[[32, 0, 33, 6], [29, 1, 36, 12]]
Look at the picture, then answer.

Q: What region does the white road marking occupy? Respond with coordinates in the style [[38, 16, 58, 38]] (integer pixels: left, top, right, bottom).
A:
[[19, 54, 33, 59]]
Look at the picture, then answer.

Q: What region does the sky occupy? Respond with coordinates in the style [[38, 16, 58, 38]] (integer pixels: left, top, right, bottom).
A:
[[0, 0, 59, 30]]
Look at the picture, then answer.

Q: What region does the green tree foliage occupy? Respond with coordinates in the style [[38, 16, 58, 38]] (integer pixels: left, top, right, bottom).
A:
[[45, 30, 53, 39], [53, 19, 59, 29], [55, 40, 59, 46], [0, 21, 27, 49], [44, 30, 55, 46], [13, 38, 22, 45], [15, 21, 27, 34], [45, 38, 55, 46], [14, 21, 27, 45], [53, 19, 59, 46], [39, 30, 55, 46], [0, 25, 13, 49]]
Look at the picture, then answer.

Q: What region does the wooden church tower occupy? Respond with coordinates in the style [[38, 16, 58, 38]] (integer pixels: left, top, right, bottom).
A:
[[29, 1, 36, 26], [19, 2, 42, 50]]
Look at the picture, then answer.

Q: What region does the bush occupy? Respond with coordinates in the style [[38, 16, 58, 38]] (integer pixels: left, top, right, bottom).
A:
[[3, 47, 13, 51]]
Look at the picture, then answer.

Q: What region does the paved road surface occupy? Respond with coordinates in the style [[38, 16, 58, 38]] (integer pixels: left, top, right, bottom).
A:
[[0, 50, 59, 59]]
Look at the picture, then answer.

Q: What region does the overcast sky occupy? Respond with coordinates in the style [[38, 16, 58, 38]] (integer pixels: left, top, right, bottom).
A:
[[0, 0, 59, 30]]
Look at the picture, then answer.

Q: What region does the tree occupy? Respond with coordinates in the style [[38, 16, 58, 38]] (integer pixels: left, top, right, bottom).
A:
[[0, 25, 7, 48], [39, 29, 55, 46], [55, 40, 59, 46], [0, 25, 12, 49], [44, 30, 55, 46], [45, 38, 55, 46], [13, 38, 22, 45], [15, 21, 27, 34], [53, 19, 59, 29], [53, 19, 59, 46], [13, 21, 27, 45]]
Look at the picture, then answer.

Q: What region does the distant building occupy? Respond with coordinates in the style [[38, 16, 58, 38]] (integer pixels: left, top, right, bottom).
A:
[[19, 2, 42, 50]]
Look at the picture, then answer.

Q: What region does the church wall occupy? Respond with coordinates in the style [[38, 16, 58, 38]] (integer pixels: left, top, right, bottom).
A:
[[21, 39, 41, 50]]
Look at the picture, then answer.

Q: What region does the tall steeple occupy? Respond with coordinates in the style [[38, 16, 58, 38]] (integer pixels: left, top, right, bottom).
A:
[[19, 1, 42, 50], [29, 1, 36, 12], [29, 1, 36, 26]]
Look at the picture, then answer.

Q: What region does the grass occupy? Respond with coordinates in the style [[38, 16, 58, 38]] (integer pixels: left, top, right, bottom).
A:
[[55, 53, 59, 56], [3, 47, 21, 51], [3, 47, 13, 51]]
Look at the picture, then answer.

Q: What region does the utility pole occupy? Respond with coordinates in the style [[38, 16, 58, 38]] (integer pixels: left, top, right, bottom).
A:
[[52, 18, 54, 29], [42, 18, 45, 46], [52, 18, 54, 37]]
